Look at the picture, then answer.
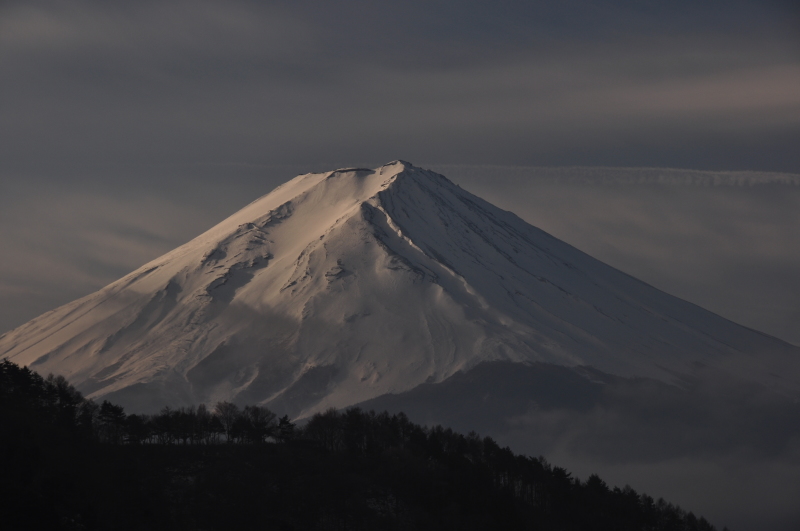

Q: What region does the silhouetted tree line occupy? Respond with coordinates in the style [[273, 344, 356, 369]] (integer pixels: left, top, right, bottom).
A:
[[119, 402, 294, 445], [1, 359, 726, 531], [0, 359, 295, 446]]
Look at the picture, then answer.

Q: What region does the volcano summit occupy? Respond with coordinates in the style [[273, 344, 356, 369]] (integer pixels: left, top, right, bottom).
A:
[[1, 161, 798, 415]]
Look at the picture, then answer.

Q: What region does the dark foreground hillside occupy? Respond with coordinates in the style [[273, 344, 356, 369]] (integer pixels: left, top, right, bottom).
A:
[[1, 360, 722, 531]]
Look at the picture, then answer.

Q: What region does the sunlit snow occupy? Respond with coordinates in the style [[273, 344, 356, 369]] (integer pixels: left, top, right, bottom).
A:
[[1, 161, 797, 415]]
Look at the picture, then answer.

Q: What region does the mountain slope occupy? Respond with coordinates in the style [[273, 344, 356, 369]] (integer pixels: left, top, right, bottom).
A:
[[1, 161, 797, 415]]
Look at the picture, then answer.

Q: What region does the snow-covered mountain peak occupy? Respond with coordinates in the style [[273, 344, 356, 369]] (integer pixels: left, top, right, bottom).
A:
[[2, 162, 798, 415], [381, 159, 414, 170]]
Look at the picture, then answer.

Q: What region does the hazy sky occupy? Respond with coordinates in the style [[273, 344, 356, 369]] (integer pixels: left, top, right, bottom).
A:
[[1, 1, 799, 341], [2, 1, 799, 172]]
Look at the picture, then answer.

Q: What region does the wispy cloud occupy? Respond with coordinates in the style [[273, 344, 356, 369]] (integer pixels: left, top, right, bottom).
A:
[[1, 1, 798, 172], [432, 165, 800, 186]]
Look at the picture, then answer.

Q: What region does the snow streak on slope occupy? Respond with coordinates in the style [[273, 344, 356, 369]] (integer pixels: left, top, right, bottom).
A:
[[1, 161, 798, 414]]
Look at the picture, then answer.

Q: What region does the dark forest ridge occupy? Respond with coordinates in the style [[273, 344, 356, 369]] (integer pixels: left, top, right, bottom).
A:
[[1, 359, 722, 530]]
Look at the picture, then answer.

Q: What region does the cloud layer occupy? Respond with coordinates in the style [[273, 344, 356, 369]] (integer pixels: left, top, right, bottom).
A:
[[1, 1, 799, 174]]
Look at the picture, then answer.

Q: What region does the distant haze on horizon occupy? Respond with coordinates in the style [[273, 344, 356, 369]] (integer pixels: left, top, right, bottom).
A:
[[1, 1, 798, 341]]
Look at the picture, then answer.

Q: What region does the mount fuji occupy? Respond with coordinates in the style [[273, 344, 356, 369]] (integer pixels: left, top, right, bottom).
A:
[[1, 161, 798, 417]]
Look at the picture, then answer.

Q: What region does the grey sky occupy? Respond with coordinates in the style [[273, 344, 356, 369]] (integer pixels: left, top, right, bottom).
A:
[[2, 1, 799, 174]]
